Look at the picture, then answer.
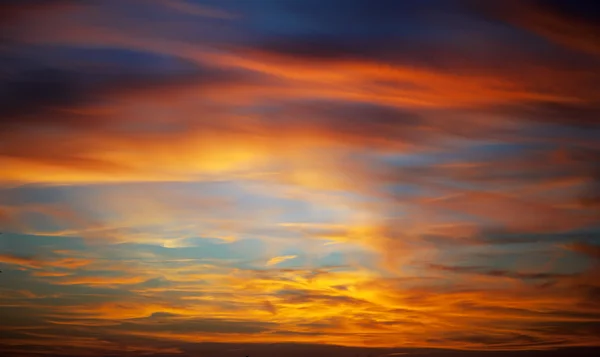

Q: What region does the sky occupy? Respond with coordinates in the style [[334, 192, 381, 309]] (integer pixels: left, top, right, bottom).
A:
[[0, 0, 599, 356]]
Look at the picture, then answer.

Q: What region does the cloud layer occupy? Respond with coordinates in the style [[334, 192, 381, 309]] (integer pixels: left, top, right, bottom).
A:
[[1, 0, 599, 356]]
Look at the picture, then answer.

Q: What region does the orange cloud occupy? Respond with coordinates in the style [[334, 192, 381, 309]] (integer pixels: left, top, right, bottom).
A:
[[0, 253, 92, 270], [1, 0, 598, 189], [422, 190, 596, 233], [563, 242, 600, 260], [31, 271, 72, 277], [2, 245, 598, 351], [54, 275, 149, 286], [0, 254, 41, 269]]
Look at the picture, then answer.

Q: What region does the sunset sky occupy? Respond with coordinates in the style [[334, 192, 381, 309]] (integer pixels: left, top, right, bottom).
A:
[[1, 0, 599, 356]]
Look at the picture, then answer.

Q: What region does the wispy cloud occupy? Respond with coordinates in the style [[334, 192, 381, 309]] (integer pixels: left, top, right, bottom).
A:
[[266, 255, 298, 266]]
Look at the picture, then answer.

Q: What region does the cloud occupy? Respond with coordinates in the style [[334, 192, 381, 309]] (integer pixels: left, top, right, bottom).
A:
[[146, 0, 238, 19], [262, 300, 278, 315], [563, 242, 600, 260], [0, 253, 41, 269], [1, 0, 600, 355], [54, 275, 150, 286], [483, 0, 600, 57], [0, 253, 91, 270], [0, 0, 76, 27], [427, 264, 575, 282], [0, 47, 250, 125], [266, 255, 298, 266], [1, 0, 598, 186], [421, 190, 596, 233]]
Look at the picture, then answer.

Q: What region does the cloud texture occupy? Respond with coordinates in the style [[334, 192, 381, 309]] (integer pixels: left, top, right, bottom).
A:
[[0, 0, 599, 356]]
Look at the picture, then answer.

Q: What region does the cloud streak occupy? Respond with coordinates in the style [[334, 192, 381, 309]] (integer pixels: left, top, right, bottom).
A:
[[266, 255, 298, 266]]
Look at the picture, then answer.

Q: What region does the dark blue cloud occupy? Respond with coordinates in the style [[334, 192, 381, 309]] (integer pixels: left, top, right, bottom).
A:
[[0, 46, 244, 126]]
